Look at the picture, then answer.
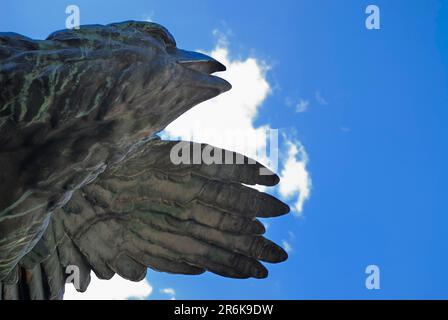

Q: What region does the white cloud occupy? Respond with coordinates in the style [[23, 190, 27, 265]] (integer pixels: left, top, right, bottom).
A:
[[165, 32, 311, 213], [296, 99, 309, 113], [278, 140, 312, 215], [64, 273, 152, 300], [160, 288, 176, 300], [163, 37, 272, 169]]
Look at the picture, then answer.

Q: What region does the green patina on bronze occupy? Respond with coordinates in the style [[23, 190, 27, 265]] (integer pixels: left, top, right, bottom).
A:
[[0, 21, 289, 300]]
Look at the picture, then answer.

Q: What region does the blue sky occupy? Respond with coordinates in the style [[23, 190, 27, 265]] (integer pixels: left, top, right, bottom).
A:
[[2, 0, 448, 299]]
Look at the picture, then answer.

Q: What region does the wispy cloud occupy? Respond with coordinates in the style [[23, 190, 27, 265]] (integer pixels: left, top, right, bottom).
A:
[[141, 11, 155, 22], [285, 97, 310, 113], [296, 99, 310, 113], [160, 288, 176, 300], [282, 240, 293, 253], [315, 91, 328, 105]]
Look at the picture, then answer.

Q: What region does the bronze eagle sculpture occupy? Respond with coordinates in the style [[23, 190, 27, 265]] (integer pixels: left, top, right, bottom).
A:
[[0, 21, 290, 300]]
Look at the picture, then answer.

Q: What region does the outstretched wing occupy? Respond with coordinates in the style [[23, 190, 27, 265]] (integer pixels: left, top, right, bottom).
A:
[[0, 139, 289, 299]]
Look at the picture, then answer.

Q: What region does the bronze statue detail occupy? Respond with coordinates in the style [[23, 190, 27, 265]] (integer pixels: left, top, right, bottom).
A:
[[0, 21, 289, 300]]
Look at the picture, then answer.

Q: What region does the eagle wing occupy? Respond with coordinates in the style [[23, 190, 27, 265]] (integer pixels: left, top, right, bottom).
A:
[[0, 139, 289, 299]]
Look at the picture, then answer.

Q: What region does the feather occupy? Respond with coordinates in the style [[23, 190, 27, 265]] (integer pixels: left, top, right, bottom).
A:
[[0, 21, 289, 299]]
